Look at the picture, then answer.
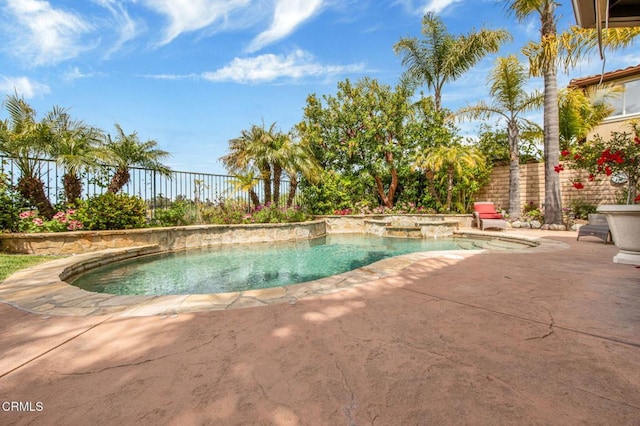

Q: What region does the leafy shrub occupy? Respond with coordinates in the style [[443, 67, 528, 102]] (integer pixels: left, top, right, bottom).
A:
[[568, 199, 597, 220], [151, 200, 196, 227], [75, 193, 147, 230], [247, 204, 310, 223], [522, 202, 544, 222], [201, 200, 249, 224], [0, 174, 27, 232]]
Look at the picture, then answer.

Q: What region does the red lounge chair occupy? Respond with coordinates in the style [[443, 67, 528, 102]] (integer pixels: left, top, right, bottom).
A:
[[473, 202, 507, 231]]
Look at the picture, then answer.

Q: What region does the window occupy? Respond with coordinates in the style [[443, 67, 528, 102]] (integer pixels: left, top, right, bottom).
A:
[[609, 78, 640, 118]]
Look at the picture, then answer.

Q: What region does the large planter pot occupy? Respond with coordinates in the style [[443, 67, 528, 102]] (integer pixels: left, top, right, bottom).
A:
[[596, 204, 640, 265]]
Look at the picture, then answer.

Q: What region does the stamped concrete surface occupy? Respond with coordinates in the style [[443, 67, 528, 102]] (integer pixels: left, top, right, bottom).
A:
[[0, 230, 639, 425]]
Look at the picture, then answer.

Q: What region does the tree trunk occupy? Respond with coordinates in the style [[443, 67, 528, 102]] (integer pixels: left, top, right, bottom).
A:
[[287, 175, 298, 208], [507, 120, 521, 219], [260, 166, 272, 205], [248, 189, 260, 208], [63, 172, 83, 206], [17, 176, 55, 219], [541, 2, 563, 225], [373, 168, 398, 208], [425, 169, 442, 206], [445, 167, 454, 212], [542, 59, 563, 224], [273, 164, 282, 206], [107, 167, 130, 194]]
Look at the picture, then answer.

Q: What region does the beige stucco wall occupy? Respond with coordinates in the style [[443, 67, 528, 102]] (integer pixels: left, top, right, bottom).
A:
[[476, 163, 623, 211]]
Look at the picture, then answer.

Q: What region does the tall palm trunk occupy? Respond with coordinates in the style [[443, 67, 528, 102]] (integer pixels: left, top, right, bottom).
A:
[[63, 172, 83, 206], [272, 164, 282, 206], [260, 166, 272, 205], [507, 120, 521, 219], [542, 59, 563, 224], [107, 167, 130, 194], [541, 2, 563, 225], [18, 176, 55, 219], [286, 175, 298, 208]]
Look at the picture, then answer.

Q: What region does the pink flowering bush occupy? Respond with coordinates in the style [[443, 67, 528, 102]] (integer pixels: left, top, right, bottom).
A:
[[18, 209, 84, 233], [557, 121, 640, 204]]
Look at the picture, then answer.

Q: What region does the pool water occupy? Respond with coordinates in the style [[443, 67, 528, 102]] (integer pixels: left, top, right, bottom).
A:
[[71, 234, 525, 295]]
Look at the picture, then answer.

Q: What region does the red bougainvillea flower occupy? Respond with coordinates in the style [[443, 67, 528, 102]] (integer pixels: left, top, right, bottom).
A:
[[572, 182, 584, 189], [588, 174, 595, 181], [561, 149, 571, 157], [605, 166, 613, 176], [573, 153, 581, 160], [636, 194, 640, 203], [554, 164, 564, 173], [635, 136, 640, 145]]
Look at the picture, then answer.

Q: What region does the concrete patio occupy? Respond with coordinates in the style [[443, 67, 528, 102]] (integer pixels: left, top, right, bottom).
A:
[[1, 229, 639, 425]]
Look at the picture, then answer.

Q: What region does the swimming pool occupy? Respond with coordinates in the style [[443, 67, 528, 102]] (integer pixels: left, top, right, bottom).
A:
[[70, 234, 528, 296]]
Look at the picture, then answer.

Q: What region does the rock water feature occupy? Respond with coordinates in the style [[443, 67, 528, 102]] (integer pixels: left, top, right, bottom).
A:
[[364, 218, 459, 238]]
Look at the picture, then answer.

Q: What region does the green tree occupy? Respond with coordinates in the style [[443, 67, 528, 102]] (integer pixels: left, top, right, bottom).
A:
[[221, 123, 317, 206], [0, 94, 56, 218], [103, 123, 172, 194], [558, 84, 621, 150], [280, 133, 321, 208], [509, 0, 640, 224], [298, 78, 416, 208], [458, 55, 543, 218], [394, 12, 511, 112], [45, 106, 107, 205], [414, 143, 486, 212]]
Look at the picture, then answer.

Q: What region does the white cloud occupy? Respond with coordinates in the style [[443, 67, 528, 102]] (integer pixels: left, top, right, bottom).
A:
[[394, 0, 463, 15], [0, 76, 50, 98], [421, 0, 463, 14], [201, 49, 365, 83], [140, 0, 251, 46], [3, 0, 95, 66], [64, 67, 108, 82], [248, 0, 324, 53], [94, 0, 140, 57]]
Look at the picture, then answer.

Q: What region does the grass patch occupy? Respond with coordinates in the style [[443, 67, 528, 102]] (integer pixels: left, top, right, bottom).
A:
[[0, 253, 64, 281]]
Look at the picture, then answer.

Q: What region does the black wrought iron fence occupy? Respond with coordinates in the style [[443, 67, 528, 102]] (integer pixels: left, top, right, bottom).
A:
[[0, 155, 294, 211]]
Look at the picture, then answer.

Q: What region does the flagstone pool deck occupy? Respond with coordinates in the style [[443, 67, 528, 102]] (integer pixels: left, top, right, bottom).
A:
[[1, 229, 639, 425]]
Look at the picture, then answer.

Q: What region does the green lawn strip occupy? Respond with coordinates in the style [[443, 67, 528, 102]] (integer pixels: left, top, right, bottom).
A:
[[0, 254, 65, 282]]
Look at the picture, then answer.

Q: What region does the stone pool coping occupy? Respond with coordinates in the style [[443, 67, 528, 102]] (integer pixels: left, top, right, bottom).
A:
[[0, 231, 568, 317]]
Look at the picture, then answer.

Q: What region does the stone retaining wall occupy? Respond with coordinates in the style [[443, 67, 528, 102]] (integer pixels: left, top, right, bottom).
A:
[[0, 215, 474, 255], [0, 221, 327, 255]]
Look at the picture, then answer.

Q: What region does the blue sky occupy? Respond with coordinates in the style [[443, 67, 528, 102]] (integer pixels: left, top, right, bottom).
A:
[[1, 0, 639, 174]]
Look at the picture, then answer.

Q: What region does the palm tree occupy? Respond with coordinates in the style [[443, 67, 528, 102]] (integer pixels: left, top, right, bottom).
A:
[[229, 170, 261, 208], [0, 94, 56, 218], [394, 12, 511, 111], [46, 106, 107, 205], [221, 122, 276, 204], [103, 124, 172, 194], [222, 122, 306, 206], [280, 133, 321, 208], [509, 0, 639, 224], [558, 84, 621, 149], [414, 144, 485, 212], [458, 55, 544, 219]]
